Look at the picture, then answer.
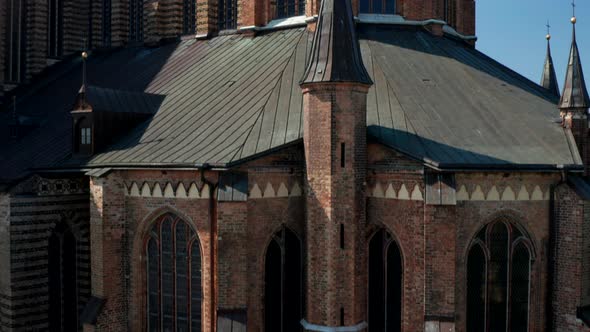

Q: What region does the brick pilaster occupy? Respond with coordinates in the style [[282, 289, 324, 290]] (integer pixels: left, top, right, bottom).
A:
[[552, 183, 590, 331], [303, 83, 369, 328], [424, 204, 456, 325], [88, 174, 128, 331]]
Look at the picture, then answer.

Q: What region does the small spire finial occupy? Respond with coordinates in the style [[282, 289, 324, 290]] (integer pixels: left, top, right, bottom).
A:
[[81, 38, 88, 106], [571, 0, 577, 24], [546, 20, 551, 40]]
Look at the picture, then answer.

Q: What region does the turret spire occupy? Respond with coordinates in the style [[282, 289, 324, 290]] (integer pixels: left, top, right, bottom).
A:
[[541, 23, 560, 97], [300, 0, 372, 85], [559, 2, 590, 109]]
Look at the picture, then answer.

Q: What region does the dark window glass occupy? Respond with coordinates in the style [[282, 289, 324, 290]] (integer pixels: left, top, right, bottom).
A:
[[359, 0, 394, 15], [129, 0, 143, 41], [277, 0, 305, 19], [146, 214, 202, 332], [298, 0, 305, 17], [147, 238, 159, 330], [102, 0, 112, 46], [466, 243, 486, 332], [218, 0, 237, 30], [444, 0, 456, 26], [466, 222, 532, 332], [264, 227, 303, 332], [6, 0, 27, 82], [183, 0, 196, 34], [48, 223, 79, 331], [488, 222, 509, 331], [81, 127, 92, 145], [368, 229, 402, 332], [47, 0, 64, 57], [510, 243, 531, 332]]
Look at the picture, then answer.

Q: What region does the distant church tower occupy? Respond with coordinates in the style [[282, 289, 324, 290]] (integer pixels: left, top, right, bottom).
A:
[[540, 27, 560, 97]]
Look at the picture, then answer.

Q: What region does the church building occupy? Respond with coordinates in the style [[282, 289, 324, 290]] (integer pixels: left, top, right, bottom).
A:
[[1, 0, 590, 331]]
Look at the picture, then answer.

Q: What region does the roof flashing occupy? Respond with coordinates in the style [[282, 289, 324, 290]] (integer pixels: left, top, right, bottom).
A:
[[355, 14, 477, 41]]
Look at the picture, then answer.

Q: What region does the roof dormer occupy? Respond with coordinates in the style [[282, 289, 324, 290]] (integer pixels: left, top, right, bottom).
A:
[[70, 85, 164, 157]]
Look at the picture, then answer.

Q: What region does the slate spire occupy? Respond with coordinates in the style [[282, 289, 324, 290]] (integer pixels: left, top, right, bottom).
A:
[[300, 0, 372, 85], [559, 16, 590, 109], [541, 33, 560, 97]]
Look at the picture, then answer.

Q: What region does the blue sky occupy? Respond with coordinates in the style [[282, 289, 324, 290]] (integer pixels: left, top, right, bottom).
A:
[[476, 0, 590, 87]]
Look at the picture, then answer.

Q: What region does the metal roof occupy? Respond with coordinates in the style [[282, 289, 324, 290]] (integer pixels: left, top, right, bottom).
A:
[[0, 23, 583, 184], [78, 85, 164, 114], [360, 24, 581, 169]]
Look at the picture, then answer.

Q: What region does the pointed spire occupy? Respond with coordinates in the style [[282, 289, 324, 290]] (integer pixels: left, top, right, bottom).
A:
[[300, 0, 372, 85], [559, 10, 590, 109], [541, 24, 560, 97], [77, 39, 91, 110]]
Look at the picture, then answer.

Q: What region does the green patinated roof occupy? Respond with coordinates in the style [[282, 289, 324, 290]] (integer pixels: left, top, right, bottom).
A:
[[0, 24, 582, 183]]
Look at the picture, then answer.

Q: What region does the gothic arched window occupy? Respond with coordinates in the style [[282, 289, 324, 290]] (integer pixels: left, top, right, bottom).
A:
[[443, 0, 456, 27], [129, 0, 144, 41], [48, 223, 79, 331], [359, 0, 395, 15], [275, 0, 305, 19], [218, 0, 237, 30], [183, 0, 196, 35], [102, 0, 112, 47], [47, 0, 64, 57], [466, 221, 532, 332], [368, 229, 402, 332], [146, 214, 202, 331], [264, 227, 303, 332], [6, 0, 27, 82]]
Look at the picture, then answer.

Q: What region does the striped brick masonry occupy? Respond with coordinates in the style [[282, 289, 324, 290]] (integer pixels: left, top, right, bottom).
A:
[[0, 176, 90, 332]]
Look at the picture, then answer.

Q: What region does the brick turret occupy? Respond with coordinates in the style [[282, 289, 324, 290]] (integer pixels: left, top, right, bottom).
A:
[[300, 0, 372, 329], [559, 16, 590, 175]]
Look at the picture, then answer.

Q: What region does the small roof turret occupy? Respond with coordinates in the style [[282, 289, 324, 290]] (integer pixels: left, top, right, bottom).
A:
[[300, 0, 372, 85], [559, 16, 590, 109], [541, 33, 560, 97]]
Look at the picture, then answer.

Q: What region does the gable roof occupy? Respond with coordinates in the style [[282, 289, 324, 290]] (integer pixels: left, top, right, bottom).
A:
[[0, 23, 583, 184]]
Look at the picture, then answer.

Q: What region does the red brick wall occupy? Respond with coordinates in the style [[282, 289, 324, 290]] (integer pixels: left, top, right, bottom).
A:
[[368, 170, 559, 331], [453, 173, 557, 332], [89, 170, 216, 332], [553, 182, 590, 331], [89, 164, 306, 332], [84, 152, 587, 332], [245, 194, 305, 331], [367, 194, 425, 332], [302, 82, 370, 327]]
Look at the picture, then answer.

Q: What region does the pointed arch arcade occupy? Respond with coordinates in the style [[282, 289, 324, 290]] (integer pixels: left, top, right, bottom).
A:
[[48, 222, 79, 332], [466, 220, 533, 332], [145, 213, 203, 332], [368, 228, 402, 332], [264, 226, 303, 332]]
